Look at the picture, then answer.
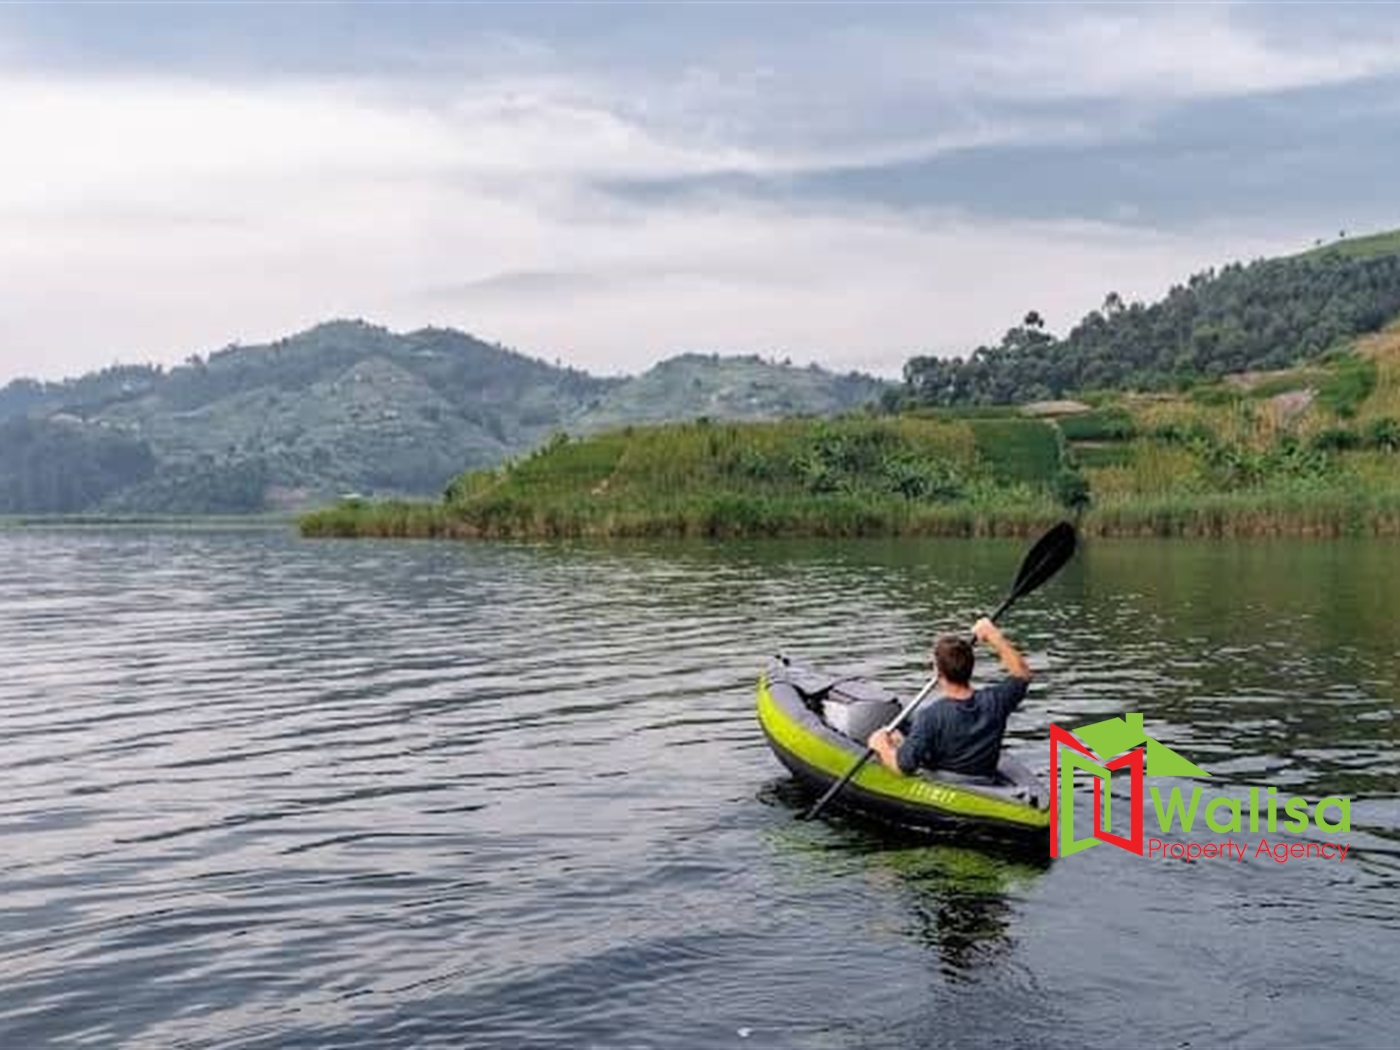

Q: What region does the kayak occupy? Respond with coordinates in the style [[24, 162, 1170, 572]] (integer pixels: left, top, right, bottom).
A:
[[757, 655, 1051, 838]]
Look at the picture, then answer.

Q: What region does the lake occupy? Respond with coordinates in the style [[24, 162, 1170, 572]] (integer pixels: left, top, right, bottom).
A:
[[1, 528, 1397, 1048]]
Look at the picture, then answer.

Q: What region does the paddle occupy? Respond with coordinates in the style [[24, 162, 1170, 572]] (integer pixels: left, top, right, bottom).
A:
[[798, 520, 1078, 822]]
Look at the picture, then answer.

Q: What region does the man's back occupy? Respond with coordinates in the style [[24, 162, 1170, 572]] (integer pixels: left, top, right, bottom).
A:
[[866, 618, 1033, 782], [894, 677, 1028, 777]]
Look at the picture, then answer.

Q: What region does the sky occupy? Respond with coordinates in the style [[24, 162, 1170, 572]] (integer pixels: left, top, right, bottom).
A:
[[1, 2, 1398, 382]]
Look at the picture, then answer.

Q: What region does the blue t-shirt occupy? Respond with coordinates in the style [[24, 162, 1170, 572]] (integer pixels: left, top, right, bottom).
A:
[[895, 677, 1029, 776]]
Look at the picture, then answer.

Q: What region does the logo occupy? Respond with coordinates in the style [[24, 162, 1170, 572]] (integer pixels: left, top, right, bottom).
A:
[[1050, 713, 1352, 864]]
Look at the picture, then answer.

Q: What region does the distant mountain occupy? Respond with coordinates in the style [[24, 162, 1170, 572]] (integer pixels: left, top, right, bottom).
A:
[[0, 321, 889, 514], [576, 352, 887, 430]]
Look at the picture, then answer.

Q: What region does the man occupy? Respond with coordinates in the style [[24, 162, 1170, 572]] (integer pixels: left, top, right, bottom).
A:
[[867, 617, 1031, 778]]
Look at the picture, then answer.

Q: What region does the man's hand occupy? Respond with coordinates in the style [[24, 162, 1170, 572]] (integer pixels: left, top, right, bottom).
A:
[[972, 617, 1003, 645], [867, 728, 904, 774], [973, 616, 1031, 680]]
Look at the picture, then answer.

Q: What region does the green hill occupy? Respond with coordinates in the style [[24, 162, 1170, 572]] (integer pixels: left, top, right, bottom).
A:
[[0, 322, 888, 515], [901, 228, 1400, 405], [304, 330, 1400, 540], [302, 416, 1063, 539], [1303, 228, 1400, 261]]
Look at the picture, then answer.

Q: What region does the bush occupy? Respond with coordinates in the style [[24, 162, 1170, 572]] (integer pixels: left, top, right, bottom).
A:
[[1053, 469, 1091, 511], [880, 452, 966, 502], [1199, 433, 1334, 489], [1364, 416, 1400, 451], [1310, 427, 1361, 451], [728, 446, 788, 483]]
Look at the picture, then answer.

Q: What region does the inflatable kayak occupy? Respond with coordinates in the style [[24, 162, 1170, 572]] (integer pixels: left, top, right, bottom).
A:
[[758, 656, 1051, 838]]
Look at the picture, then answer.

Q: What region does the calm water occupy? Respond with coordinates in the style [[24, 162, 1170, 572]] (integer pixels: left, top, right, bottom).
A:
[[1, 529, 1398, 1048]]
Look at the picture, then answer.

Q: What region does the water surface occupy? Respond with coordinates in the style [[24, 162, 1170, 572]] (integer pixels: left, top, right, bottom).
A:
[[1, 529, 1397, 1047]]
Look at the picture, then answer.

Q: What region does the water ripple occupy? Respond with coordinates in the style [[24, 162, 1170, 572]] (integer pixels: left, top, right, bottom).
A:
[[0, 529, 1397, 1048]]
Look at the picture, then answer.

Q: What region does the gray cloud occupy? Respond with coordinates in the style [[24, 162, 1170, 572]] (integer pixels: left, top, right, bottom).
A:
[[1, 3, 1398, 381], [598, 72, 1400, 233]]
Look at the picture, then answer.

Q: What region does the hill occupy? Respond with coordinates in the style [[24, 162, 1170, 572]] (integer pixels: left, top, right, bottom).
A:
[[303, 329, 1400, 540], [900, 229, 1400, 406], [0, 322, 888, 515], [576, 353, 887, 430]]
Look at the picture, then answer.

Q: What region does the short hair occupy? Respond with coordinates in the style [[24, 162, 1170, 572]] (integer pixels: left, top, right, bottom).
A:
[[933, 634, 975, 686]]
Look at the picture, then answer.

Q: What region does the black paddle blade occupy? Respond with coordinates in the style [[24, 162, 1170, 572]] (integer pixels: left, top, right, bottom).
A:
[[989, 521, 1077, 623], [1011, 521, 1077, 600]]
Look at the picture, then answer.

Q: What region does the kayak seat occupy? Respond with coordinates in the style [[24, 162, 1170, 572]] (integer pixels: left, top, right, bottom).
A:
[[771, 655, 836, 711], [918, 758, 1046, 807], [821, 679, 901, 742], [771, 657, 903, 740]]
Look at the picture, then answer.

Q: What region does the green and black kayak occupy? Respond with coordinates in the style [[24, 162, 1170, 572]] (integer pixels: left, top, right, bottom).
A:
[[758, 656, 1051, 838]]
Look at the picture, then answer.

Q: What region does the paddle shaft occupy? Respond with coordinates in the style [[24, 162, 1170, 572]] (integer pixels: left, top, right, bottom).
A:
[[798, 522, 1076, 822]]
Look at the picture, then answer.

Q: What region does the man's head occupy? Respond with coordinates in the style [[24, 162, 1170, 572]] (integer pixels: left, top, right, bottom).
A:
[[933, 634, 975, 687]]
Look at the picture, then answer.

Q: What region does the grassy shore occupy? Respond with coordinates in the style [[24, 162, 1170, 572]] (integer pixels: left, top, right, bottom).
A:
[[300, 489, 1400, 541], [1080, 491, 1400, 538], [300, 495, 1069, 540], [301, 333, 1400, 541]]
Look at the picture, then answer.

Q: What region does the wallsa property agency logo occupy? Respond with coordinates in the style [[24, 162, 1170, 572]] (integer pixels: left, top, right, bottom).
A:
[[1050, 713, 1353, 864]]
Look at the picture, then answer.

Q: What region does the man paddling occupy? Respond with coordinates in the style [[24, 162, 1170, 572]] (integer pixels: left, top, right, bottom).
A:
[[867, 618, 1031, 778]]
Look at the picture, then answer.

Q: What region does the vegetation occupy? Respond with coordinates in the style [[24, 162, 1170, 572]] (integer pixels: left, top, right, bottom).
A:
[[302, 417, 1065, 539], [305, 327, 1400, 540], [1303, 228, 1400, 261], [1056, 408, 1137, 442], [1316, 354, 1378, 417], [0, 418, 156, 514], [965, 419, 1062, 484], [0, 321, 888, 514], [101, 458, 274, 515], [900, 240, 1400, 406]]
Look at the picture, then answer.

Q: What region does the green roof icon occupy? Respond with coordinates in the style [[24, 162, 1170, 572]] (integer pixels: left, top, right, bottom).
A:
[[1071, 712, 1210, 777]]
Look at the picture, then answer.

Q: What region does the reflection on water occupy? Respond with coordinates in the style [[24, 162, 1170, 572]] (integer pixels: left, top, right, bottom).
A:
[[873, 842, 1047, 979], [760, 776, 1048, 981], [0, 529, 1396, 1049]]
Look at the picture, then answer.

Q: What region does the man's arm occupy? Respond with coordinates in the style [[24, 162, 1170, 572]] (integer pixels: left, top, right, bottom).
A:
[[973, 617, 1031, 680]]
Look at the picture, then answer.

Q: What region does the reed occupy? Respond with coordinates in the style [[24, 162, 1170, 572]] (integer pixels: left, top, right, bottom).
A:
[[1083, 490, 1400, 538]]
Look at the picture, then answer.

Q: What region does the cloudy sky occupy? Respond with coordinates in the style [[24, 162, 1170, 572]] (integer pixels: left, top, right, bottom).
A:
[[1, 2, 1397, 382]]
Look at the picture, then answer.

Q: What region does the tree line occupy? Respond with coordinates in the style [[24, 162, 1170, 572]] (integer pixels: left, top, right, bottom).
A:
[[899, 249, 1400, 406]]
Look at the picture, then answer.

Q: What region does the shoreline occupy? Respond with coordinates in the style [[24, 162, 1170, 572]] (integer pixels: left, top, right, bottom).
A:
[[297, 493, 1400, 541], [0, 514, 295, 530]]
